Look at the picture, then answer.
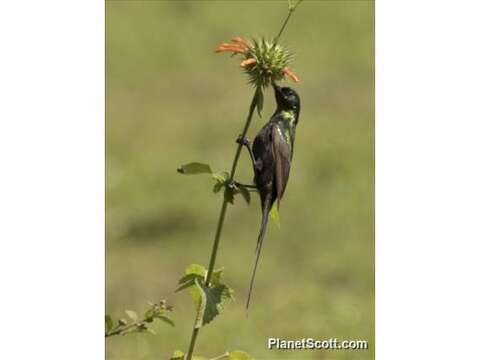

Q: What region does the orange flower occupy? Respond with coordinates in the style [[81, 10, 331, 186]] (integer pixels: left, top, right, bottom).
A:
[[240, 58, 257, 67], [283, 67, 300, 83], [216, 36, 299, 88], [215, 36, 252, 54], [215, 43, 246, 54], [230, 36, 252, 50]]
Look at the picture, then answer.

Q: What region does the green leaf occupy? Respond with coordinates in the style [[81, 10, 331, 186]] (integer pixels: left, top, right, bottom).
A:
[[105, 315, 113, 333], [212, 171, 229, 183], [178, 265, 233, 328], [192, 278, 234, 328], [229, 351, 254, 360], [144, 306, 156, 321], [186, 263, 207, 277], [175, 280, 197, 293], [125, 310, 138, 321], [229, 350, 254, 360], [176, 264, 207, 292], [171, 350, 185, 360], [157, 315, 175, 327], [147, 327, 157, 335], [236, 185, 251, 204], [192, 357, 208, 360], [212, 181, 224, 193], [212, 171, 230, 194], [192, 279, 207, 328], [224, 187, 234, 204], [177, 162, 212, 175], [209, 267, 224, 286], [255, 87, 264, 117], [269, 205, 280, 228]]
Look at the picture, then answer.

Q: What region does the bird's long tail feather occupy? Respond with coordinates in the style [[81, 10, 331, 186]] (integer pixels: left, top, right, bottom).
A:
[[246, 195, 272, 310]]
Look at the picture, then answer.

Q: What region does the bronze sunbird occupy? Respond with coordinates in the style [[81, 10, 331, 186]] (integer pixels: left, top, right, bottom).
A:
[[237, 83, 301, 309]]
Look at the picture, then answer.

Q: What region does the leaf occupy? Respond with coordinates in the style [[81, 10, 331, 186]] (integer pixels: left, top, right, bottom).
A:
[[202, 285, 231, 324], [192, 278, 234, 328], [147, 327, 157, 335], [236, 185, 251, 204], [105, 315, 113, 333], [178, 265, 233, 328], [157, 315, 175, 327], [144, 305, 157, 321], [212, 171, 229, 183], [269, 205, 280, 228], [224, 187, 234, 204], [192, 357, 208, 360], [175, 280, 197, 293], [177, 162, 212, 175], [212, 181, 224, 193], [125, 310, 138, 321], [255, 87, 264, 117], [229, 351, 254, 360], [171, 350, 185, 360], [209, 267, 224, 286], [212, 171, 229, 194], [192, 279, 207, 328], [176, 264, 207, 292], [185, 263, 207, 277]]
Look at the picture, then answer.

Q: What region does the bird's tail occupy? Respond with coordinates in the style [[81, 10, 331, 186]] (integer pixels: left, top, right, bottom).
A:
[[246, 194, 272, 311]]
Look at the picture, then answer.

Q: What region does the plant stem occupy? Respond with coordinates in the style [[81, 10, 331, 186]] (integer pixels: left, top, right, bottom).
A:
[[185, 93, 257, 360], [227, 95, 258, 182], [186, 326, 200, 360], [185, 1, 304, 357], [105, 322, 139, 337], [274, 0, 304, 45]]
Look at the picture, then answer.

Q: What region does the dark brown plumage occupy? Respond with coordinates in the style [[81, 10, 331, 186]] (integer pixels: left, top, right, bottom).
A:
[[238, 83, 300, 309]]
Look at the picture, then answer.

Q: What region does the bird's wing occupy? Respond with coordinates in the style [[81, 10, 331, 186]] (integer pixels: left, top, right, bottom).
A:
[[271, 123, 292, 206]]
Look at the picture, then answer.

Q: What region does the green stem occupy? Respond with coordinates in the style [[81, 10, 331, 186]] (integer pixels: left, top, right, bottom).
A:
[[274, 0, 304, 46], [228, 94, 258, 187], [186, 326, 199, 360], [105, 322, 140, 338], [185, 1, 304, 357], [185, 93, 258, 360]]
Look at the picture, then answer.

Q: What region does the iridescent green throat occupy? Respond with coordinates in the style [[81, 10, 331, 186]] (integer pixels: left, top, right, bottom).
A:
[[276, 110, 297, 146]]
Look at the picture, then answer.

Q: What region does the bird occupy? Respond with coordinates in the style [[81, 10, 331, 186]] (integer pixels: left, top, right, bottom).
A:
[[236, 82, 301, 309]]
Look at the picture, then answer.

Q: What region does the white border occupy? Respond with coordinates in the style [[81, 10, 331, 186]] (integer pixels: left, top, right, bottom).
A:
[[0, 1, 104, 358], [1, 1, 480, 358], [377, 1, 480, 358]]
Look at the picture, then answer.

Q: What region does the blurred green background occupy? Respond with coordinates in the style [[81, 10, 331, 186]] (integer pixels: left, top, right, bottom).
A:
[[106, 1, 374, 359]]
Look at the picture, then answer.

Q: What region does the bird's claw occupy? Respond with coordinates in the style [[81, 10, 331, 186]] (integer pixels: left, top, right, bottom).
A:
[[236, 135, 250, 146]]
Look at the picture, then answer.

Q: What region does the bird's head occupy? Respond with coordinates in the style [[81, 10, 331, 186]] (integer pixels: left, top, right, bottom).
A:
[[273, 83, 300, 115]]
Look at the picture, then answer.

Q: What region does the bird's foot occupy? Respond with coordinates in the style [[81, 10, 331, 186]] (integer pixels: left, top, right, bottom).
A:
[[236, 135, 251, 146], [233, 181, 258, 190]]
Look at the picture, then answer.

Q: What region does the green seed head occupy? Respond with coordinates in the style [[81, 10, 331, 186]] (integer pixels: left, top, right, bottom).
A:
[[243, 38, 293, 89]]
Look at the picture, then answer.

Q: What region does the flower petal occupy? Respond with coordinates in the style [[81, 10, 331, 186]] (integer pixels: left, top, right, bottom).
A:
[[231, 36, 252, 50], [215, 43, 246, 53], [240, 58, 257, 67], [283, 67, 300, 82]]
